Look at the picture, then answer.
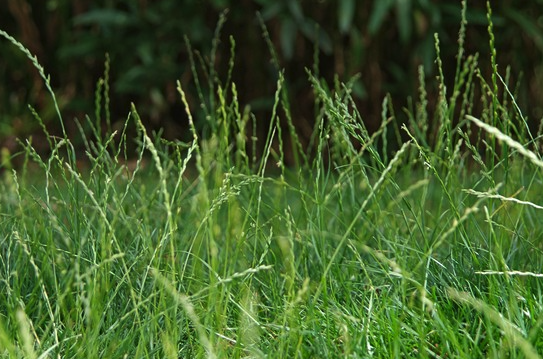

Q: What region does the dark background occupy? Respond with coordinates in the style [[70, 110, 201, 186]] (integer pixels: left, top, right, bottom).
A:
[[1, 0, 542, 160]]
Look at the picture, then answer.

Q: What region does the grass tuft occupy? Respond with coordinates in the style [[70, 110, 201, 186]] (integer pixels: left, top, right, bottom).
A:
[[1, 3, 543, 358]]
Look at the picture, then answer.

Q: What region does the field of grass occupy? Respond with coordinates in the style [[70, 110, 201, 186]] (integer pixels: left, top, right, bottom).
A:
[[2, 3, 543, 358]]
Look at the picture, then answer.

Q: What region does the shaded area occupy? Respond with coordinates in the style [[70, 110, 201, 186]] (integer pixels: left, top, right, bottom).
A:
[[1, 0, 542, 161]]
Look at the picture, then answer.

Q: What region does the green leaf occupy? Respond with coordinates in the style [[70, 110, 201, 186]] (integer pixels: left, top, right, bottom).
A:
[[396, 0, 412, 44], [280, 17, 297, 59], [368, 0, 395, 35], [286, 0, 304, 21], [338, 0, 356, 35], [259, 2, 284, 21], [57, 34, 102, 59], [299, 20, 333, 54], [73, 9, 133, 27]]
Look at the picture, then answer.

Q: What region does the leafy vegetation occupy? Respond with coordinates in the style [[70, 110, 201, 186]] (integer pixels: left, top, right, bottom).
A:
[[2, 0, 543, 150], [1, 2, 543, 358]]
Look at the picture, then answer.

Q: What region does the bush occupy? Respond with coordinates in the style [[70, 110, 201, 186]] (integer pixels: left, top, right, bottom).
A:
[[1, 0, 542, 157]]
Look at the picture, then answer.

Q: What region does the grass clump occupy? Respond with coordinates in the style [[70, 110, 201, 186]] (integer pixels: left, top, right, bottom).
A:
[[2, 2, 543, 358]]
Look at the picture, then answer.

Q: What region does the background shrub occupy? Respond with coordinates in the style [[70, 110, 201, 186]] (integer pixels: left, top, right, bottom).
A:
[[1, 0, 542, 159]]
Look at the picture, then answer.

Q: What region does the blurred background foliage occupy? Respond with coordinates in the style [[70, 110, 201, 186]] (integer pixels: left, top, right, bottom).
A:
[[1, 0, 542, 159]]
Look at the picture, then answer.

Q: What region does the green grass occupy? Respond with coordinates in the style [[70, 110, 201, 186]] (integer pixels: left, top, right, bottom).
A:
[[2, 2, 543, 358]]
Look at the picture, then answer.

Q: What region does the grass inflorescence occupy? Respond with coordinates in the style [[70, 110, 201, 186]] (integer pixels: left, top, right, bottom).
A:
[[1, 2, 543, 358]]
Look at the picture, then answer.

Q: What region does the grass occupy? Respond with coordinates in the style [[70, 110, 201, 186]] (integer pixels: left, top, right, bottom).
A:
[[2, 2, 543, 358]]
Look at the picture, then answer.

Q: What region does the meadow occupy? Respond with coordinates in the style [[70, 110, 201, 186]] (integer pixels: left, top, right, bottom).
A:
[[1, 3, 543, 358]]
